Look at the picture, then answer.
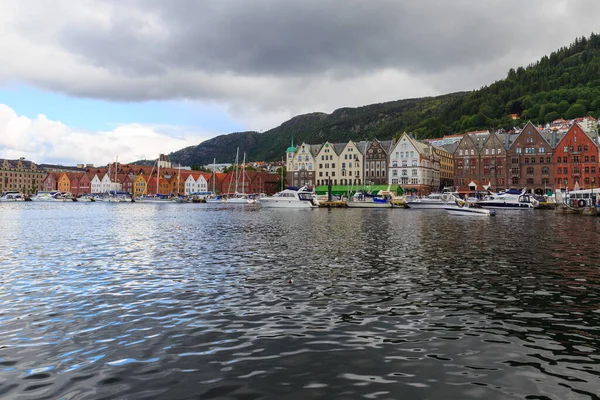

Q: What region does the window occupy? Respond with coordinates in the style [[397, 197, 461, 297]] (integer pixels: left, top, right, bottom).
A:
[[563, 157, 568, 163], [527, 167, 534, 174], [402, 170, 407, 176], [412, 169, 417, 176], [542, 167, 548, 175], [592, 156, 596, 162], [516, 148, 522, 154], [459, 150, 462, 156], [539, 157, 544, 163], [564, 167, 568, 174], [557, 167, 562, 174], [564, 146, 568, 152], [524, 158, 529, 164], [585, 156, 589, 162], [526, 178, 534, 185]]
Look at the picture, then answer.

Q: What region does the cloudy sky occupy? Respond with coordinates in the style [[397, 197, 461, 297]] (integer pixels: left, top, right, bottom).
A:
[[0, 0, 598, 165]]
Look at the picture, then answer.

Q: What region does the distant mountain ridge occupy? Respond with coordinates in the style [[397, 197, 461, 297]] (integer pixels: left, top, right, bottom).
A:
[[169, 33, 600, 166]]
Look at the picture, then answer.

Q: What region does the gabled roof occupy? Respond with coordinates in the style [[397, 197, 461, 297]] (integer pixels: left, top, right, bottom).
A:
[[331, 142, 346, 155]]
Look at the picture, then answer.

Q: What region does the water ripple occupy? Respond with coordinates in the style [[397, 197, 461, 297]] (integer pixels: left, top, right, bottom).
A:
[[0, 203, 599, 398]]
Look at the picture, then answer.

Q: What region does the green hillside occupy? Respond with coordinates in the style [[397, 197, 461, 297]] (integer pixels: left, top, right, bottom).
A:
[[170, 33, 600, 166]]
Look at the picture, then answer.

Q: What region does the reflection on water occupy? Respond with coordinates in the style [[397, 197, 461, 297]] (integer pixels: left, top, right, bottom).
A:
[[0, 202, 599, 399]]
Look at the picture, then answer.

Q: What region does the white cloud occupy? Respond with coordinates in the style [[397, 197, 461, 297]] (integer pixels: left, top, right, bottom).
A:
[[0, 104, 210, 165]]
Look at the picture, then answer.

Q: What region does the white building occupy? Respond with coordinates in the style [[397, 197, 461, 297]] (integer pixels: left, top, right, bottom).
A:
[[184, 173, 209, 195], [389, 132, 440, 193]]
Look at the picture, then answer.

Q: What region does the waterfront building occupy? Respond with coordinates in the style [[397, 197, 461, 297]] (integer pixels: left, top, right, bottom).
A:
[[453, 132, 484, 192], [433, 144, 455, 188], [0, 158, 46, 194], [389, 132, 439, 194], [132, 175, 147, 197], [248, 171, 281, 195], [42, 172, 62, 192], [182, 172, 209, 195], [506, 122, 553, 194], [90, 173, 103, 194], [207, 173, 226, 195], [57, 173, 71, 193], [286, 141, 318, 188], [363, 139, 392, 186], [339, 140, 365, 186], [554, 123, 600, 191], [119, 174, 134, 195], [315, 142, 343, 186], [479, 131, 508, 192]]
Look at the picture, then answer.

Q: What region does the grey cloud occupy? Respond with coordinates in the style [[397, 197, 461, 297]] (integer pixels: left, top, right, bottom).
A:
[[5, 0, 600, 127], [54, 0, 556, 78]]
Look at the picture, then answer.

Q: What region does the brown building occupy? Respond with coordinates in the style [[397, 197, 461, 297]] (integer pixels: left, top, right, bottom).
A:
[[364, 139, 394, 185], [479, 131, 507, 191], [0, 158, 46, 194], [554, 123, 600, 191], [506, 122, 554, 194]]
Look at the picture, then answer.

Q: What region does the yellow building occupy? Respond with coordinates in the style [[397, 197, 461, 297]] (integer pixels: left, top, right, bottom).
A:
[[433, 145, 454, 187], [57, 173, 71, 193], [132, 175, 147, 197]]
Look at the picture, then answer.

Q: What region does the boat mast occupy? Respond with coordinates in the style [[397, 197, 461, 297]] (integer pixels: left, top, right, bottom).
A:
[[241, 152, 246, 195], [234, 147, 240, 195], [157, 156, 160, 196], [177, 162, 181, 196], [212, 158, 216, 194]]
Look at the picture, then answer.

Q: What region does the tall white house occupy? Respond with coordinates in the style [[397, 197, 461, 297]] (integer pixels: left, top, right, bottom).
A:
[[389, 132, 440, 193]]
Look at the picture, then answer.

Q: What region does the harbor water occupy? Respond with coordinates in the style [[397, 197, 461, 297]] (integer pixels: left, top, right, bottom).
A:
[[0, 203, 599, 399]]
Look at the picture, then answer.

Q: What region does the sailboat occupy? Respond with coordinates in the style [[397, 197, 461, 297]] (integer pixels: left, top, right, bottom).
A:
[[226, 150, 256, 204], [104, 156, 123, 202], [206, 158, 226, 203], [138, 155, 173, 203]]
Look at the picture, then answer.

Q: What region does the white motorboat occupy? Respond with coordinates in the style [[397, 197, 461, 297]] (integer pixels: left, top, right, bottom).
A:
[[258, 186, 319, 208], [0, 192, 25, 202], [346, 191, 393, 208], [445, 201, 496, 216], [406, 192, 459, 209], [206, 195, 226, 203], [477, 189, 537, 210], [226, 194, 257, 204]]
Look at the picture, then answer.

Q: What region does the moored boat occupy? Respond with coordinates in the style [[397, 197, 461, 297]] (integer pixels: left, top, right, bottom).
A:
[[0, 192, 26, 202], [445, 201, 496, 216], [259, 186, 319, 208], [406, 192, 459, 209], [477, 189, 537, 210], [346, 191, 393, 208]]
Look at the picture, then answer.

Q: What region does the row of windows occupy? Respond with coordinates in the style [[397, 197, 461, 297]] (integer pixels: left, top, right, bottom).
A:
[[563, 145, 589, 152], [557, 177, 595, 185], [557, 156, 596, 163], [557, 166, 597, 174]]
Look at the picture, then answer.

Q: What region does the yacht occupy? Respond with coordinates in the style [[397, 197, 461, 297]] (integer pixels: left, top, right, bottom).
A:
[[346, 191, 393, 208], [0, 192, 25, 202], [258, 186, 319, 208], [477, 189, 537, 210], [406, 192, 459, 209], [445, 201, 496, 216]]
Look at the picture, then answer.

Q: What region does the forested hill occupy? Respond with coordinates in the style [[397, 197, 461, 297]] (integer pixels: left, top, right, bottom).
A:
[[170, 33, 600, 166]]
